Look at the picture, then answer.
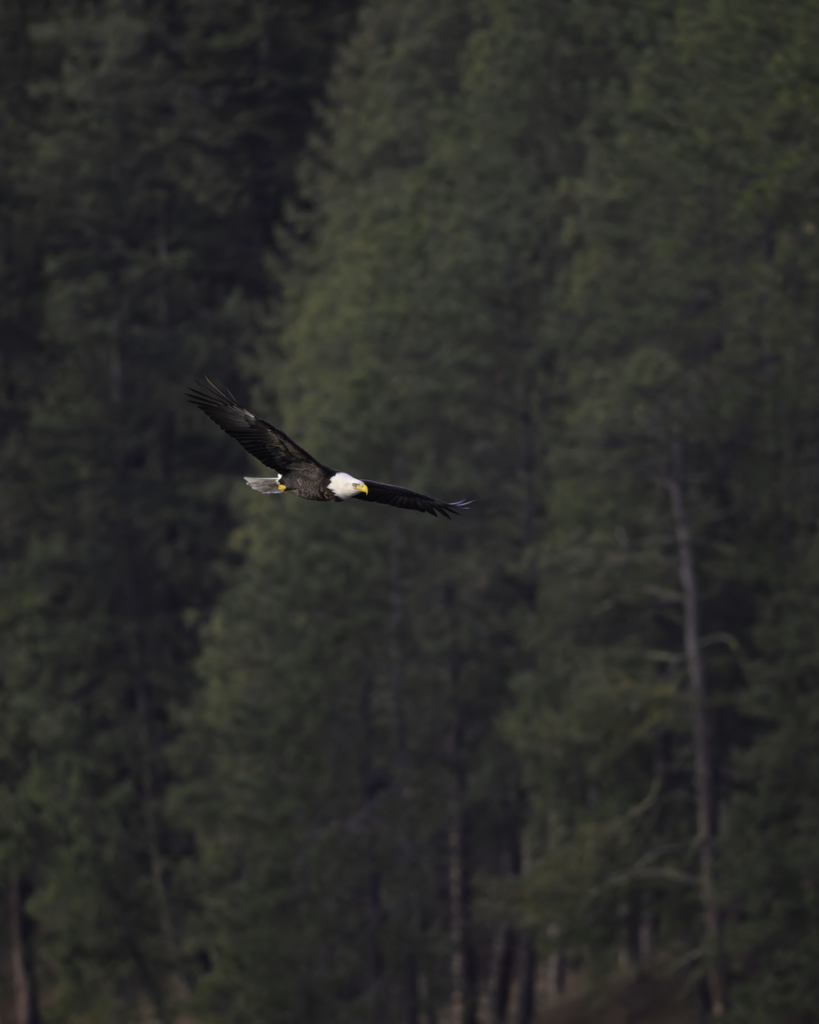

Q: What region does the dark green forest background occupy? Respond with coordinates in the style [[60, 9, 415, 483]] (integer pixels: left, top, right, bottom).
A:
[[2, 0, 819, 1021]]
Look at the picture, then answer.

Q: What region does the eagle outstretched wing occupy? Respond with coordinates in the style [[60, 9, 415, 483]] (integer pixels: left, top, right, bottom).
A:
[[354, 480, 472, 519], [187, 379, 321, 474], [189, 378, 472, 518]]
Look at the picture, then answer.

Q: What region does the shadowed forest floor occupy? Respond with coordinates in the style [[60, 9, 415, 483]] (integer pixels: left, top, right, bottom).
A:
[[537, 975, 698, 1024]]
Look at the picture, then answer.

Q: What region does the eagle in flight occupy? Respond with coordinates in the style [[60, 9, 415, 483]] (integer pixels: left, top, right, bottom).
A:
[[188, 379, 471, 519]]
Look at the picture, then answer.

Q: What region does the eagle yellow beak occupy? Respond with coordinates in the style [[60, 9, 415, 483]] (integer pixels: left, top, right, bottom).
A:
[[355, 483, 369, 494]]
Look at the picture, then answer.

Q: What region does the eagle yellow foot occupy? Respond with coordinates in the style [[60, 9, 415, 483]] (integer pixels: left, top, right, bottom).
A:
[[243, 477, 286, 494]]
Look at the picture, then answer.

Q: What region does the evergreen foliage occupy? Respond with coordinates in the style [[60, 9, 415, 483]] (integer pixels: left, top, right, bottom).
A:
[[0, 0, 357, 1018], [3, 0, 819, 1020]]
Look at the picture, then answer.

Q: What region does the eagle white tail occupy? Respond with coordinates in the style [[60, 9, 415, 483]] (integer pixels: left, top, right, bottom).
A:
[[244, 476, 284, 494]]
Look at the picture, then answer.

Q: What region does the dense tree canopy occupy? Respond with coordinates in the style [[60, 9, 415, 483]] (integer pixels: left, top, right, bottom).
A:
[[2, 0, 819, 1022]]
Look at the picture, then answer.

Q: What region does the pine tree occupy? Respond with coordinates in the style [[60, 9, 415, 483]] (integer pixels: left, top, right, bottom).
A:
[[188, 0, 632, 1020], [0, 1, 53, 1019], [507, 0, 819, 1015], [0, 0, 359, 1017]]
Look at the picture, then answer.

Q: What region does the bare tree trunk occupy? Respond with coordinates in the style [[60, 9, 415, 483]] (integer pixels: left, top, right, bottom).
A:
[[514, 934, 535, 1024], [638, 890, 654, 965], [540, 807, 565, 1007], [543, 923, 562, 1004], [404, 952, 419, 1024], [513, 353, 539, 1024], [110, 332, 186, 1015], [358, 668, 384, 1024], [134, 665, 186, 999], [616, 900, 631, 972], [448, 783, 468, 1024], [366, 864, 384, 1024], [444, 579, 475, 1024], [486, 928, 515, 1024], [389, 537, 420, 1024], [666, 445, 726, 1017], [8, 879, 34, 1024]]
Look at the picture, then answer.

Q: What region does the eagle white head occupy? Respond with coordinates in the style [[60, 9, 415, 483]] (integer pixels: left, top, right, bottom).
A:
[[328, 472, 369, 500]]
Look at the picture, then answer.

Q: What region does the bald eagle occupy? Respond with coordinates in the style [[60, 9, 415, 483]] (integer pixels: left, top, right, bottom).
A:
[[187, 379, 471, 519]]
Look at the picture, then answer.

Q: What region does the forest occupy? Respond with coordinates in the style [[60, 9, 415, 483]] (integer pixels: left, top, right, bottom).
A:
[[1, 0, 818, 1021]]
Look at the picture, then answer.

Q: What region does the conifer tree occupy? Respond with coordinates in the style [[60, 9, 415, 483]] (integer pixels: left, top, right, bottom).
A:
[[507, 0, 819, 1014], [189, 1, 631, 1020], [0, 0, 358, 1016], [0, 1, 52, 1018], [5, 0, 819, 1018]]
